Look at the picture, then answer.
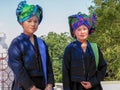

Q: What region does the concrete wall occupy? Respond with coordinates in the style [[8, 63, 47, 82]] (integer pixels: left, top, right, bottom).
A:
[[54, 81, 120, 90], [102, 81, 120, 90]]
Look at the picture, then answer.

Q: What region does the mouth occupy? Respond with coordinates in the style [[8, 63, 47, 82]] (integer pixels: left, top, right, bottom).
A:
[[31, 28, 36, 30], [80, 35, 85, 37]]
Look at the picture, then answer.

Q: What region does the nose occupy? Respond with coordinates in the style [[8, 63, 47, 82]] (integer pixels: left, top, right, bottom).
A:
[[81, 29, 85, 33], [31, 21, 35, 26]]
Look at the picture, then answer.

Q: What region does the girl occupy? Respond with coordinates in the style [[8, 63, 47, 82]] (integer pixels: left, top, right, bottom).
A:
[[8, 1, 54, 90]]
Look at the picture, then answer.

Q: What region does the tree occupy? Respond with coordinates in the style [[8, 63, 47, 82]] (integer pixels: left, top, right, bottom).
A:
[[40, 32, 73, 82], [88, 0, 120, 80]]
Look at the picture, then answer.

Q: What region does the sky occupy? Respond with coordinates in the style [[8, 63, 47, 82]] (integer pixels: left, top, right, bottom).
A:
[[0, 0, 94, 46]]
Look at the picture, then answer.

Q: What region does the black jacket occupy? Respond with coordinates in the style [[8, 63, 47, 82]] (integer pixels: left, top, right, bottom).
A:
[[8, 33, 54, 90], [62, 40, 107, 90]]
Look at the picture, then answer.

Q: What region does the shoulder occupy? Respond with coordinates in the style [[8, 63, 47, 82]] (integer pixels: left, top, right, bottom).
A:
[[37, 37, 45, 42], [8, 35, 23, 53], [64, 41, 76, 52], [89, 42, 100, 49], [65, 42, 74, 49], [89, 42, 102, 54], [9, 35, 23, 46], [37, 37, 48, 49], [89, 42, 99, 49], [37, 37, 46, 45]]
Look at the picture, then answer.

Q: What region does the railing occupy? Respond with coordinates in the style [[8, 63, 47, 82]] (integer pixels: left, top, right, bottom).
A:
[[0, 52, 14, 90]]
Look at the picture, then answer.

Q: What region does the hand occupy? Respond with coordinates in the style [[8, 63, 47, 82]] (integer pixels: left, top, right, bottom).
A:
[[81, 81, 92, 89], [30, 85, 41, 90], [44, 84, 52, 90]]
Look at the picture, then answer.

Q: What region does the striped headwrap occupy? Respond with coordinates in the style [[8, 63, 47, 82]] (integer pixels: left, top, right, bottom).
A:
[[68, 12, 97, 37], [16, 1, 43, 24]]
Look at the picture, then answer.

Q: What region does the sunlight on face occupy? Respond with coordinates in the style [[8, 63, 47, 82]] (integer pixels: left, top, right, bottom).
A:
[[74, 25, 89, 42], [21, 15, 39, 36]]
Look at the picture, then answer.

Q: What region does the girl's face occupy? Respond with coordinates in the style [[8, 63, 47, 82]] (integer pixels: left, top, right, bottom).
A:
[[21, 15, 39, 36], [74, 25, 89, 42]]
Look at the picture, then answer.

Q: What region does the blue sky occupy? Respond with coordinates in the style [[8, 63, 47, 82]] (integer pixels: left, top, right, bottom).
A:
[[0, 0, 94, 46]]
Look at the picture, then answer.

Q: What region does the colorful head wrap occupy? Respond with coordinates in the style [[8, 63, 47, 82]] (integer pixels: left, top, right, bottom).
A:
[[16, 1, 43, 24], [68, 12, 97, 37]]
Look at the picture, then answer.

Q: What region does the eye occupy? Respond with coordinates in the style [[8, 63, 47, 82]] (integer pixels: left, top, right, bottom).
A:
[[34, 20, 38, 23], [83, 27, 88, 31], [77, 28, 81, 31], [83, 28, 86, 30], [27, 20, 31, 22]]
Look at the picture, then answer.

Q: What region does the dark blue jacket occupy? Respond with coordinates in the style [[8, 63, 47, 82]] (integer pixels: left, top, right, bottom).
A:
[[8, 33, 54, 90], [62, 40, 107, 90]]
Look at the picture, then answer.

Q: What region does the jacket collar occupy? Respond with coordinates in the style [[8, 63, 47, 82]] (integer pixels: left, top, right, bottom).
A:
[[21, 33, 37, 40]]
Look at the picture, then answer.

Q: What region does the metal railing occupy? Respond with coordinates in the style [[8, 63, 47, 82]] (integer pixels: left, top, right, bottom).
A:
[[0, 52, 14, 90]]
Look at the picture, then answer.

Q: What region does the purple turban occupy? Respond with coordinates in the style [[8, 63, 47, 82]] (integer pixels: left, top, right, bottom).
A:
[[68, 12, 97, 37]]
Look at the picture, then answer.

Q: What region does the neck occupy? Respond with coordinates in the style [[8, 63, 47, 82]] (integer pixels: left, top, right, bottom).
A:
[[77, 39, 87, 44], [23, 31, 34, 37], [80, 40, 87, 52], [29, 35, 34, 45]]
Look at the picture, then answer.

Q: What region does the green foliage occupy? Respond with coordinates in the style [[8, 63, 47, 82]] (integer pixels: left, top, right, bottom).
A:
[[89, 0, 120, 80], [40, 32, 73, 82]]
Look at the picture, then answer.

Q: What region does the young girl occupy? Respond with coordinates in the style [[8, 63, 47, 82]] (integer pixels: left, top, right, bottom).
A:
[[62, 12, 107, 90], [8, 1, 54, 90]]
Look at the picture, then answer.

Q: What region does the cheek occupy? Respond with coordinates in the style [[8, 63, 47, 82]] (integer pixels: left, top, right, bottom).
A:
[[35, 23, 39, 26], [85, 29, 89, 34], [86, 31, 89, 35], [86, 34, 89, 38], [35, 25, 39, 29], [85, 32, 89, 37]]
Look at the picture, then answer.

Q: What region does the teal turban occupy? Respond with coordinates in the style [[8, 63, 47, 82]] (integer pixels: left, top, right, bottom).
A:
[[16, 1, 43, 24]]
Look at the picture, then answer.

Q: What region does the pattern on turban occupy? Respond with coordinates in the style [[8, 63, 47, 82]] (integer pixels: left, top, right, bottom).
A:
[[68, 12, 97, 37], [16, 1, 43, 24]]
